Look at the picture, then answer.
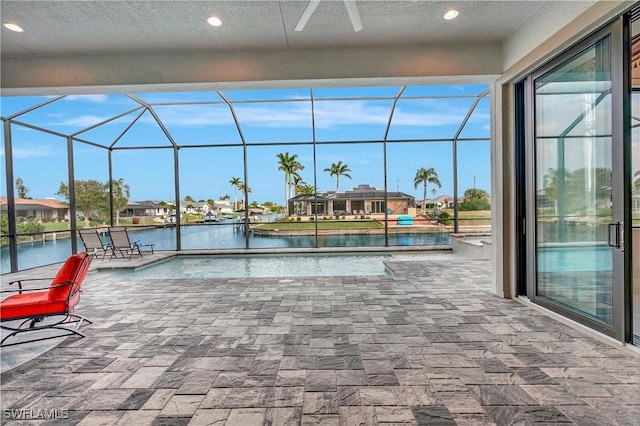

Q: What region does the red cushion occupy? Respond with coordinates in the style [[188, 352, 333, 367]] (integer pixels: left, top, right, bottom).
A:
[[49, 253, 88, 300], [0, 291, 80, 320]]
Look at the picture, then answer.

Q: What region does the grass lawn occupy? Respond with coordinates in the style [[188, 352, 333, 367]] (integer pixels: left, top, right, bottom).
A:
[[441, 209, 491, 226], [256, 221, 383, 231], [41, 222, 73, 232]]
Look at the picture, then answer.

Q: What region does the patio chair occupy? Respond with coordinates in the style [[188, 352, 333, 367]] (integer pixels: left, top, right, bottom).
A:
[[78, 228, 111, 260], [108, 227, 154, 260], [0, 252, 93, 347]]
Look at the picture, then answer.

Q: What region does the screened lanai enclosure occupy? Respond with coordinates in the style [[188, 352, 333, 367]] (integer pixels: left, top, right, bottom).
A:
[[1, 85, 491, 272]]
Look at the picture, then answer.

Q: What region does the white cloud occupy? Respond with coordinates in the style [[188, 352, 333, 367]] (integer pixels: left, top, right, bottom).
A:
[[12, 144, 54, 159], [64, 94, 109, 103], [125, 98, 475, 130], [49, 114, 116, 128], [37, 97, 483, 132]]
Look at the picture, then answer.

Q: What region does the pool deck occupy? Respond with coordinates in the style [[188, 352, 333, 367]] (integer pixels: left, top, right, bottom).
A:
[[1, 252, 639, 425]]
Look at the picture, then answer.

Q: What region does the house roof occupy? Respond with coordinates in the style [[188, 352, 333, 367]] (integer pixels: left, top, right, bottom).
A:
[[336, 184, 414, 200], [290, 184, 414, 201], [126, 200, 159, 209], [0, 197, 69, 210], [425, 195, 455, 204]]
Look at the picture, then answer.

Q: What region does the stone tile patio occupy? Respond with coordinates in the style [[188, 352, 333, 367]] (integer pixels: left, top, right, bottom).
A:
[[1, 252, 639, 425]]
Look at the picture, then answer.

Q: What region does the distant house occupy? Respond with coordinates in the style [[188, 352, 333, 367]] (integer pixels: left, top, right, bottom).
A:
[[180, 200, 211, 215], [288, 184, 415, 216], [122, 200, 162, 217], [0, 197, 69, 221], [211, 200, 234, 214], [419, 195, 457, 209]]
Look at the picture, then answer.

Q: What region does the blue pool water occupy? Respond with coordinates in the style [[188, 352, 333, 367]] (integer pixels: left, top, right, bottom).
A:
[[537, 245, 612, 272], [104, 254, 392, 278], [1, 223, 451, 272]]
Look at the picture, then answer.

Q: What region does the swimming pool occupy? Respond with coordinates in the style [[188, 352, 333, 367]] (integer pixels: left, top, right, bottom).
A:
[[104, 254, 393, 279], [1, 223, 450, 272]]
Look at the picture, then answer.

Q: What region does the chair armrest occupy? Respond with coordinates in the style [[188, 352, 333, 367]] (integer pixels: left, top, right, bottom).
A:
[[3, 278, 55, 294]]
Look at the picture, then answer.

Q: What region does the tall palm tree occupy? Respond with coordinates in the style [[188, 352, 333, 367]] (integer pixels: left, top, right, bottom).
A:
[[111, 178, 130, 226], [324, 161, 351, 192], [237, 183, 251, 211], [229, 177, 242, 211], [414, 167, 441, 215], [277, 152, 304, 215]]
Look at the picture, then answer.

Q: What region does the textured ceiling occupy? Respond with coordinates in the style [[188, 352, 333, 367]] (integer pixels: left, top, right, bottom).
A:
[[1, 0, 551, 57]]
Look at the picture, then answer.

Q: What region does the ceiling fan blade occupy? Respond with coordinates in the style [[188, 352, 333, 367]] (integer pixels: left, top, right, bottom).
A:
[[295, 0, 322, 32], [343, 0, 363, 32]]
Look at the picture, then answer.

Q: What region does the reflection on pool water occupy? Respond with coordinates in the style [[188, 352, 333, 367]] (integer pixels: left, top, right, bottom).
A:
[[537, 245, 612, 272], [105, 254, 392, 279]]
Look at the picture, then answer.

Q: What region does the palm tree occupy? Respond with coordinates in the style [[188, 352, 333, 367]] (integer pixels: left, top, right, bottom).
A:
[[324, 161, 351, 192], [414, 167, 441, 215], [238, 183, 251, 194], [111, 178, 130, 226], [276, 152, 304, 215], [229, 177, 242, 211], [237, 183, 251, 211], [298, 184, 316, 196]]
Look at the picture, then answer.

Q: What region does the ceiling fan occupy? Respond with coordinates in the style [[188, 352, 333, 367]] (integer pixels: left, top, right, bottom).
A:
[[295, 0, 363, 32]]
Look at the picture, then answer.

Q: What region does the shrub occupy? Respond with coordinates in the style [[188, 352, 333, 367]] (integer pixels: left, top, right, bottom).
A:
[[17, 219, 45, 234], [430, 209, 451, 225], [459, 198, 491, 211], [296, 217, 302, 222], [132, 217, 140, 225]]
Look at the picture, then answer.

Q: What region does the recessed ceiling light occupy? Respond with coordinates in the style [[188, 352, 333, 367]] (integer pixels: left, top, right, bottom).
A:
[[3, 22, 24, 32], [207, 15, 222, 27], [443, 9, 459, 20]]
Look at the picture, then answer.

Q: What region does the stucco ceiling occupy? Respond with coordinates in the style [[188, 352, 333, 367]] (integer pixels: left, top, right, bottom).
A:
[[1, 1, 581, 56], [1, 0, 608, 94]]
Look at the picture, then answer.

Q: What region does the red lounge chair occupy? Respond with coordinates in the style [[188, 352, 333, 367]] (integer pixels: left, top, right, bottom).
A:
[[0, 252, 93, 347]]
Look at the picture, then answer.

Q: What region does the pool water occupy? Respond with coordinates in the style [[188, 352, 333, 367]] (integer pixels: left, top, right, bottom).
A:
[[107, 254, 392, 278], [537, 245, 612, 272]]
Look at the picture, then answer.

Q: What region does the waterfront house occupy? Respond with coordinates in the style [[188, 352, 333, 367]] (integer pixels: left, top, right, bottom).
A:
[[0, 197, 69, 222], [180, 200, 211, 216], [418, 194, 457, 210], [288, 184, 415, 217], [121, 200, 163, 218], [211, 200, 234, 214]]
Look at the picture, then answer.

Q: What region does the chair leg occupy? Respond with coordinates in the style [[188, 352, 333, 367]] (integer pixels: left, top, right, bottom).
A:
[[0, 313, 92, 347]]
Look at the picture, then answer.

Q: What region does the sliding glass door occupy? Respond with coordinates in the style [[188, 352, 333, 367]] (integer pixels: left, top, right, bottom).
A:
[[524, 18, 629, 340]]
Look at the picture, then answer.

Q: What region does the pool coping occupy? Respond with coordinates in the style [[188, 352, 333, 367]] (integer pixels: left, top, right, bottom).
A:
[[90, 245, 453, 272]]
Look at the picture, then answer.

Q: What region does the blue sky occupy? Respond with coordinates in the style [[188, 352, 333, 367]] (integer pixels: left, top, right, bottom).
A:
[[1, 85, 490, 205]]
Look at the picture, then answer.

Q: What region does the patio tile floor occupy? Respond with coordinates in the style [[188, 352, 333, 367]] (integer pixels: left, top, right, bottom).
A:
[[1, 253, 639, 425]]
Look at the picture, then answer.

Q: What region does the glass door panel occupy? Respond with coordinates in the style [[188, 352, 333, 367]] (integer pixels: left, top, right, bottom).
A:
[[534, 36, 615, 325], [632, 90, 640, 344]]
